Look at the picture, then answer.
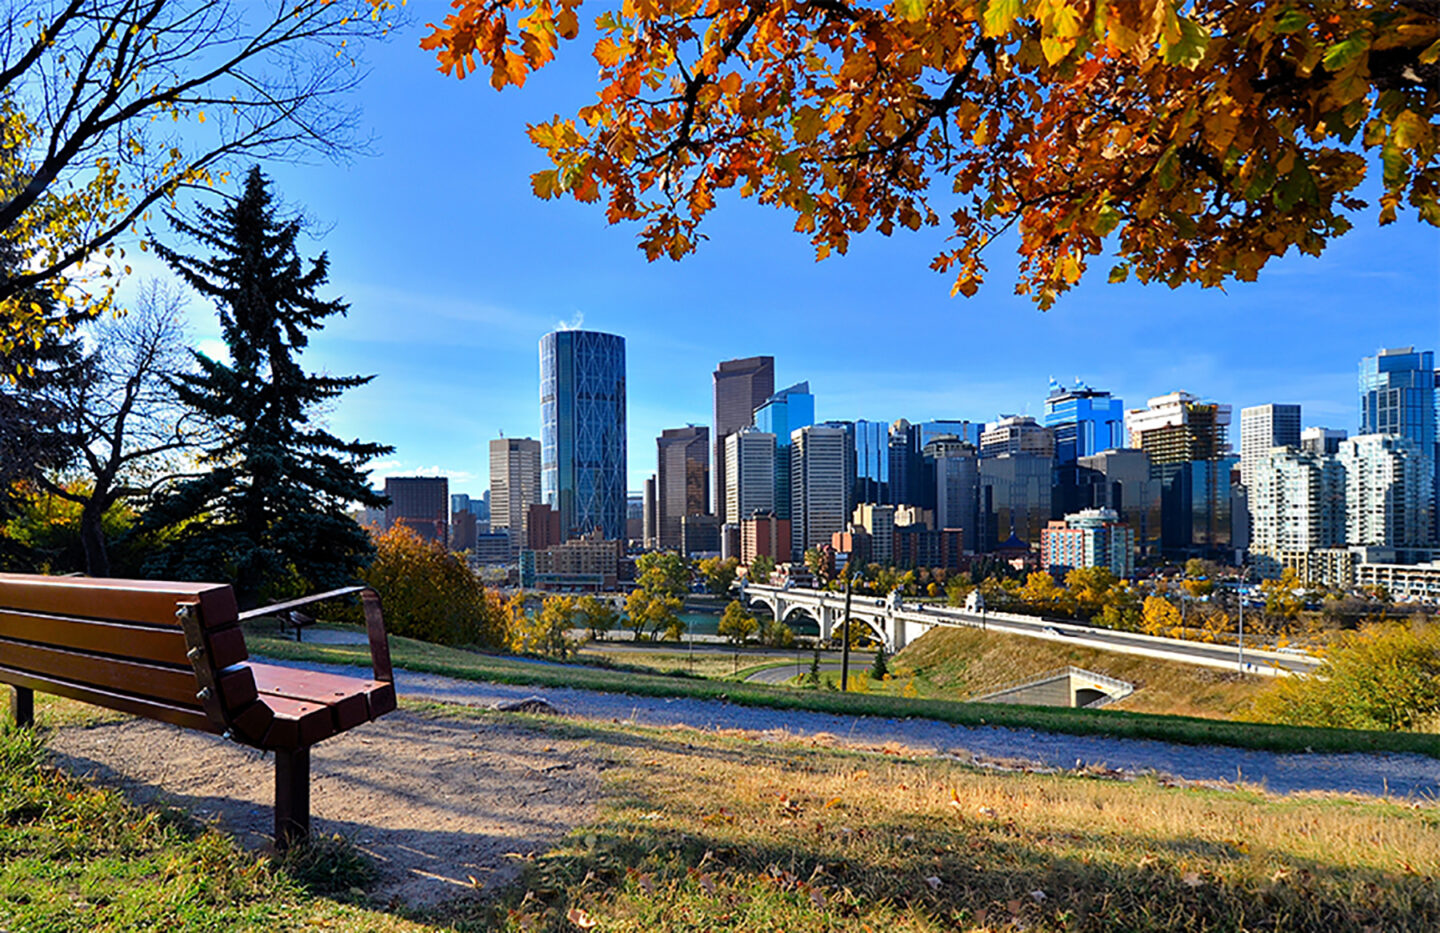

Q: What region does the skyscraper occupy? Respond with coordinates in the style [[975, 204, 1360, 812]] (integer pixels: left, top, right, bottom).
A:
[[852, 419, 890, 505], [1239, 403, 1302, 489], [384, 476, 449, 543], [490, 437, 542, 554], [1074, 448, 1162, 558], [1301, 427, 1347, 456], [928, 435, 980, 553], [712, 356, 774, 525], [724, 427, 776, 524], [656, 425, 709, 551], [790, 424, 853, 559], [1248, 446, 1345, 561], [978, 453, 1053, 550], [540, 329, 628, 540], [754, 381, 814, 520], [980, 415, 1056, 459], [1124, 391, 1232, 466], [1043, 380, 1124, 463], [1359, 347, 1437, 538], [1338, 434, 1435, 548]]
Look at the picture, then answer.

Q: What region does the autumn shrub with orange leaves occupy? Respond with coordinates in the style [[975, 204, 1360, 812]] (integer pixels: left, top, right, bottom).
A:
[[358, 524, 506, 648]]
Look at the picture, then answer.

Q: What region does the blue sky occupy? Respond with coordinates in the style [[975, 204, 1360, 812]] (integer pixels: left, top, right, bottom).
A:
[[124, 19, 1440, 497]]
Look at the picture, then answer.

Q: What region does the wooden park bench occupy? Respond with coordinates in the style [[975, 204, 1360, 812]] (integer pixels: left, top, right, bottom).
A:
[[0, 573, 396, 849]]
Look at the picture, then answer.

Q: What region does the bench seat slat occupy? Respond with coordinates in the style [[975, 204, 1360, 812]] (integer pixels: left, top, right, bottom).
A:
[[259, 695, 336, 749], [0, 610, 248, 669], [0, 574, 237, 629], [0, 663, 216, 733], [248, 663, 392, 733], [0, 637, 257, 712]]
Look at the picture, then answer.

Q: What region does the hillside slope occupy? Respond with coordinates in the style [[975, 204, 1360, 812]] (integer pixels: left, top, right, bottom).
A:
[[892, 626, 1268, 719]]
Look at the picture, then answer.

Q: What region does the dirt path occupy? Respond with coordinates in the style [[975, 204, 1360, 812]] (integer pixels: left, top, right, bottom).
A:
[[47, 709, 600, 907]]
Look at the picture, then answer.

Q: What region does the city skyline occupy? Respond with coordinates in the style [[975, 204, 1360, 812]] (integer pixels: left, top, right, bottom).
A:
[[106, 20, 1436, 499]]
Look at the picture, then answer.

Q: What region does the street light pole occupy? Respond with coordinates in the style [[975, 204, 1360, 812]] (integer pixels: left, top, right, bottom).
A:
[[840, 572, 853, 692], [1237, 570, 1246, 672]]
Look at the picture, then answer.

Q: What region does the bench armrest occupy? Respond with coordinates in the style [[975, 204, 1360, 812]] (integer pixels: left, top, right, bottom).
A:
[[238, 585, 393, 684], [360, 589, 394, 684], [236, 586, 370, 622]]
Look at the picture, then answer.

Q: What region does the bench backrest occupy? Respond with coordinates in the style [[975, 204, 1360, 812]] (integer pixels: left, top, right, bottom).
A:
[[0, 573, 256, 734]]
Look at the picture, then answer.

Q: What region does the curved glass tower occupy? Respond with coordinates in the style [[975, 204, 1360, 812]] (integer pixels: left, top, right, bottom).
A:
[[540, 330, 628, 540]]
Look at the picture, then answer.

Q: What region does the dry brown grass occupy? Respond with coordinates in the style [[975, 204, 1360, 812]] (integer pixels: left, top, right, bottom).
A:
[[889, 626, 1271, 718], [430, 713, 1440, 931]]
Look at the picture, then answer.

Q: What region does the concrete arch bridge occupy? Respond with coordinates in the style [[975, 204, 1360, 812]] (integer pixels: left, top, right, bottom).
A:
[[741, 582, 958, 654]]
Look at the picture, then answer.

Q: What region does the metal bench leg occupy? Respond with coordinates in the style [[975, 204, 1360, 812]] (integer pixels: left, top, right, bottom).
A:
[[10, 686, 33, 728], [275, 747, 311, 851]]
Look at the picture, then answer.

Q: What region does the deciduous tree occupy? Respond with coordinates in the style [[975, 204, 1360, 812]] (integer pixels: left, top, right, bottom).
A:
[[0, 1, 400, 351], [36, 281, 212, 577], [747, 553, 775, 584], [407, 0, 1439, 306], [697, 555, 739, 596]]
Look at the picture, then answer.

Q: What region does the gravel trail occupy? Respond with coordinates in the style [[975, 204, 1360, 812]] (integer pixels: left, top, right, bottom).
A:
[[260, 656, 1440, 801]]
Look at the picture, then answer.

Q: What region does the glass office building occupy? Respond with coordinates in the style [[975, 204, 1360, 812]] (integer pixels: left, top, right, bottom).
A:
[[1044, 380, 1125, 463], [853, 419, 889, 504], [1360, 347, 1438, 541], [540, 330, 628, 540], [754, 382, 814, 519]]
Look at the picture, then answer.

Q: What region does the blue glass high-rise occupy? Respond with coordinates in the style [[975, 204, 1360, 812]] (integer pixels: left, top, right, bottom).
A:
[[540, 330, 628, 540], [754, 382, 814, 519], [1360, 347, 1438, 541], [853, 419, 889, 504], [1044, 380, 1125, 464]]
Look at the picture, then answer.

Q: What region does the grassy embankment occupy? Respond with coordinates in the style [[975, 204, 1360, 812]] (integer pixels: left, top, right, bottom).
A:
[[877, 626, 1272, 719], [245, 622, 1440, 759], [7, 694, 1438, 932]]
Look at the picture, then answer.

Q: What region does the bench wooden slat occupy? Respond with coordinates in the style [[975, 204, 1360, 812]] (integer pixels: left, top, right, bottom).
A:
[[0, 663, 216, 733], [259, 695, 336, 749], [0, 610, 248, 669], [249, 663, 388, 733], [0, 637, 256, 712], [0, 574, 238, 629]]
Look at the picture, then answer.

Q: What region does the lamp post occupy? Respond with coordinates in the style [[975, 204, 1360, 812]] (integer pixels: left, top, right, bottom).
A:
[[1236, 567, 1246, 672], [840, 570, 853, 692]]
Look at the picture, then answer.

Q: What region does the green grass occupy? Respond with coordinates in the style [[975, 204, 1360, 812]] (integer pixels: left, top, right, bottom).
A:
[[246, 624, 1440, 759], [0, 720, 420, 932]]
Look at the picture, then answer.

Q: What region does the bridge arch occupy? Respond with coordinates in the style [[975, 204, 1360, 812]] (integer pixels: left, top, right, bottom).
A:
[[780, 604, 821, 628]]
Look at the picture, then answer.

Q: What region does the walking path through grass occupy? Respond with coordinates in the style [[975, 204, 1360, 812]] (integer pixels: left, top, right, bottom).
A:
[[258, 655, 1440, 801]]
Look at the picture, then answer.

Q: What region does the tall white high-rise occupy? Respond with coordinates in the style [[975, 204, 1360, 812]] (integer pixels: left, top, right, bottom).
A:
[[1337, 434, 1435, 547], [1248, 446, 1345, 556], [1239, 403, 1301, 489], [724, 427, 776, 525], [490, 437, 541, 554], [790, 425, 853, 558]]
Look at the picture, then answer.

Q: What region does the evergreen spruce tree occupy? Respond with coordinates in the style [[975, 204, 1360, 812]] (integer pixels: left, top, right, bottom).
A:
[[142, 167, 391, 607]]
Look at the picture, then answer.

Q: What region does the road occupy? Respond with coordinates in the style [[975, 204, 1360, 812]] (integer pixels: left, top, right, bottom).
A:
[[925, 606, 1321, 675]]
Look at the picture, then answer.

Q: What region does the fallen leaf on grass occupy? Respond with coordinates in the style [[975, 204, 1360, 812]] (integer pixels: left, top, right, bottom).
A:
[[1182, 872, 1204, 888], [823, 797, 843, 809], [566, 906, 598, 928], [924, 876, 942, 891], [808, 885, 828, 908]]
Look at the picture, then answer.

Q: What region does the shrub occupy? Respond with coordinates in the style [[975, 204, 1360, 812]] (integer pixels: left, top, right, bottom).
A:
[[1250, 621, 1440, 731], [358, 524, 504, 648]]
